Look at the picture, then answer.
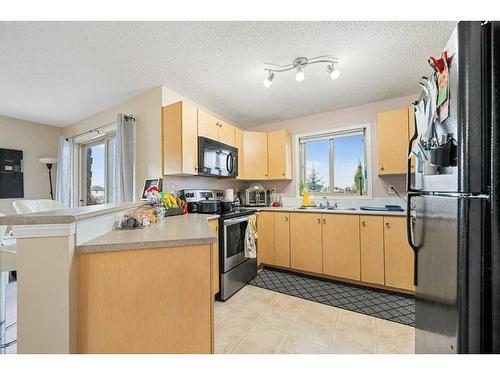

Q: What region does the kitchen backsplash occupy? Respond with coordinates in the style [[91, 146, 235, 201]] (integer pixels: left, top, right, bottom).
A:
[[163, 175, 406, 209], [162, 176, 244, 194]]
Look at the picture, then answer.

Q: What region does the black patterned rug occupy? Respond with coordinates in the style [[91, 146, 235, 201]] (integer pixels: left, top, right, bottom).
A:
[[249, 267, 415, 326]]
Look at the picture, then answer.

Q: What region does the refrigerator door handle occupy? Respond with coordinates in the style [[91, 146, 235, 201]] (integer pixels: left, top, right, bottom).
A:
[[406, 108, 419, 193], [407, 192, 421, 285]]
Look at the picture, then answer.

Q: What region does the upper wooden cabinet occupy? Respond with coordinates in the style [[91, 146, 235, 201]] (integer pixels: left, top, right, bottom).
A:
[[162, 101, 198, 176], [235, 127, 244, 179], [243, 131, 269, 180], [257, 211, 275, 266], [377, 107, 413, 175], [384, 216, 415, 291], [197, 110, 235, 147], [274, 212, 291, 267], [267, 130, 292, 180], [360, 215, 385, 285], [322, 214, 361, 280], [219, 121, 236, 146], [290, 213, 323, 274]]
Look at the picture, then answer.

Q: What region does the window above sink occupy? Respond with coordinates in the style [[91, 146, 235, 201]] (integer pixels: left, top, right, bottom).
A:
[[296, 123, 373, 198]]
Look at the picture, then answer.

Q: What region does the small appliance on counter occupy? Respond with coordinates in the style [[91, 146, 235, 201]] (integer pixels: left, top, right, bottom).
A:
[[242, 183, 275, 207]]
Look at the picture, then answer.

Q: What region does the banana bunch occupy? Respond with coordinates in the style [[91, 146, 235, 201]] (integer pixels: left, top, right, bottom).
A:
[[160, 192, 185, 210]]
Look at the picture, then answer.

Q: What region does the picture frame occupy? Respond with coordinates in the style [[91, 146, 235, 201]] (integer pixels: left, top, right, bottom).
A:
[[141, 177, 163, 200]]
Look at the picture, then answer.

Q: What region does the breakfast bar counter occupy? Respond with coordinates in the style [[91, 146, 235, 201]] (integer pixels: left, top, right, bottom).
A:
[[1, 203, 218, 354], [76, 213, 217, 253]]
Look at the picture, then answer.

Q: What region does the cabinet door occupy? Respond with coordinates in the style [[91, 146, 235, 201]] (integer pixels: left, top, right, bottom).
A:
[[384, 216, 415, 291], [322, 214, 360, 280], [274, 212, 290, 267], [208, 219, 219, 295], [180, 102, 198, 175], [377, 108, 409, 175], [197, 110, 220, 141], [243, 131, 268, 180], [268, 130, 292, 180], [257, 211, 275, 266], [290, 213, 322, 274], [162, 101, 198, 175], [235, 127, 244, 179], [219, 121, 236, 147], [360, 215, 385, 285]]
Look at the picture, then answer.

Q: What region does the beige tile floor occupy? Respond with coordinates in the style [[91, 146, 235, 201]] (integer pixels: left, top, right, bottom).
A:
[[214, 285, 415, 354]]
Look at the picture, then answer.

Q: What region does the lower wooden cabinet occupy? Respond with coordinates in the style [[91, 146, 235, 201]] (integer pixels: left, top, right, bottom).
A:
[[384, 217, 415, 291], [257, 211, 275, 265], [360, 215, 385, 285], [322, 214, 360, 280], [255, 211, 414, 293], [274, 212, 290, 267], [290, 213, 323, 274], [208, 219, 219, 295]]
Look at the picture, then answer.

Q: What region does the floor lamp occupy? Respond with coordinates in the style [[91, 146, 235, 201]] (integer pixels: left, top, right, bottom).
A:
[[39, 158, 57, 200]]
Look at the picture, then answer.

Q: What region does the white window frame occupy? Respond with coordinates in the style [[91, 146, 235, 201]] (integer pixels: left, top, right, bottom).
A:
[[294, 123, 373, 199], [78, 132, 116, 206]]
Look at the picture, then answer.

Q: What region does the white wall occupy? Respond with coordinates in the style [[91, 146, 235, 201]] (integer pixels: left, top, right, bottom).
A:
[[245, 94, 418, 198], [63, 87, 163, 201], [0, 115, 61, 215]]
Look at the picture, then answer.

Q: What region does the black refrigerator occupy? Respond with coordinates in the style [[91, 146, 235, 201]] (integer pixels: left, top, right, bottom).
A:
[[407, 21, 500, 354]]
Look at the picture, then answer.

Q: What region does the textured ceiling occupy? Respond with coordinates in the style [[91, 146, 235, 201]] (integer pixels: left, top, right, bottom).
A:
[[0, 21, 456, 127]]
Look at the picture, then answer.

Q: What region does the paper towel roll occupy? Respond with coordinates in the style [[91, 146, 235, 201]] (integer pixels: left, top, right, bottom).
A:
[[223, 189, 234, 202]]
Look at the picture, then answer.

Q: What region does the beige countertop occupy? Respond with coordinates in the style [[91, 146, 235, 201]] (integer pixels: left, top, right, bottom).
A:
[[76, 213, 218, 254], [0, 201, 145, 225], [244, 206, 406, 216]]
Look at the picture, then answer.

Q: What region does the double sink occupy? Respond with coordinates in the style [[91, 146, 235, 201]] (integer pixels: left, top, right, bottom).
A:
[[294, 206, 357, 211]]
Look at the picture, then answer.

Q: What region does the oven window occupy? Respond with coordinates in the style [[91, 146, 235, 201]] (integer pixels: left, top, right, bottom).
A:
[[225, 220, 248, 258]]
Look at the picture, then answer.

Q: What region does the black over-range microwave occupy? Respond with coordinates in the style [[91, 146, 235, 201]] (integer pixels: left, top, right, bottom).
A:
[[198, 136, 238, 178]]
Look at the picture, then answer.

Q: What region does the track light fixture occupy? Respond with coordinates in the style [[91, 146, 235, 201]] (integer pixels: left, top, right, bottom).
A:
[[326, 63, 341, 80], [262, 56, 339, 87], [262, 71, 274, 88]]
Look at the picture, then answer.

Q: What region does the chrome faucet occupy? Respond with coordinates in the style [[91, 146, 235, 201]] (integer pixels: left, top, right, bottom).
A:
[[320, 197, 330, 208]]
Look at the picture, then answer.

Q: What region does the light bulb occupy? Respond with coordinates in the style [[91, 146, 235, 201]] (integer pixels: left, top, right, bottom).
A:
[[327, 64, 340, 80], [263, 71, 274, 88], [295, 65, 305, 82]]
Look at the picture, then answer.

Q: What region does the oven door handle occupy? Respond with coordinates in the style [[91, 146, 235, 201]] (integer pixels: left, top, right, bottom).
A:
[[223, 216, 249, 226]]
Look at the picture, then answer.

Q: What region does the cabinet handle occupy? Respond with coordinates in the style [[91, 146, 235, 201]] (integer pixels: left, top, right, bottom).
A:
[[282, 172, 285, 176], [265, 174, 268, 177], [361, 220, 366, 226], [317, 218, 321, 224], [323, 218, 326, 224], [380, 166, 384, 171], [385, 222, 390, 228], [285, 216, 289, 222]]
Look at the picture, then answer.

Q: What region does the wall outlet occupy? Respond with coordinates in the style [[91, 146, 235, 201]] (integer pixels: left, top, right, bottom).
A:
[[387, 185, 396, 195]]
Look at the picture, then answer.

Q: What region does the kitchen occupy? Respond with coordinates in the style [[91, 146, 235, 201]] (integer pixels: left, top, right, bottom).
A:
[[0, 9, 499, 371]]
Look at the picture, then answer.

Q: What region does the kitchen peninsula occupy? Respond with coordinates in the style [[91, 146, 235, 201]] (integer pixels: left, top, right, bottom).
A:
[[0, 203, 217, 354]]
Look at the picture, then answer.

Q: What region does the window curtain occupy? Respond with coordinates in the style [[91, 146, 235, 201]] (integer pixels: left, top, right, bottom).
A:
[[113, 114, 136, 203], [55, 137, 74, 206]]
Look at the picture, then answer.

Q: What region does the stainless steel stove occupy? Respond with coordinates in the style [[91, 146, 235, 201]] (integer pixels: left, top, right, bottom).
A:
[[217, 208, 257, 301]]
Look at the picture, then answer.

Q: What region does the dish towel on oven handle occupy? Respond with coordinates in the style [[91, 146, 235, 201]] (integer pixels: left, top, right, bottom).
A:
[[244, 214, 257, 258]]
